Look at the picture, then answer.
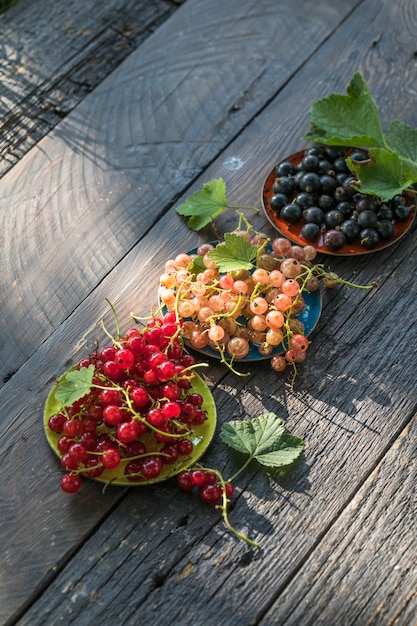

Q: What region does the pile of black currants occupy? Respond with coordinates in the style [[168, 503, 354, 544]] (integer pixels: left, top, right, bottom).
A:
[[268, 145, 412, 251]]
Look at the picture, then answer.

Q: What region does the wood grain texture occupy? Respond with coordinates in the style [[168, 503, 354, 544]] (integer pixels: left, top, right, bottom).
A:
[[0, 0, 359, 387], [1, 0, 417, 624], [262, 416, 417, 625], [0, 0, 184, 176]]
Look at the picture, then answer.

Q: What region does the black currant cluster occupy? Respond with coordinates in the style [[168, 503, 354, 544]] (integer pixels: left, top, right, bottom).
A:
[[269, 145, 412, 251]]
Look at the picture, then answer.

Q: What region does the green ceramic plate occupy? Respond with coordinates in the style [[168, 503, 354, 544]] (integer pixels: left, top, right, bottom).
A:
[[44, 371, 217, 486]]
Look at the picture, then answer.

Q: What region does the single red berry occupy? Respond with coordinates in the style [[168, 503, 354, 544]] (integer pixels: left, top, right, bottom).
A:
[[101, 448, 121, 470], [146, 408, 165, 428], [139, 455, 163, 479], [191, 470, 207, 487], [100, 388, 122, 406], [161, 401, 181, 419], [63, 419, 85, 438], [102, 361, 123, 381], [200, 484, 222, 504], [156, 360, 176, 382], [100, 346, 116, 361], [160, 444, 178, 464], [177, 470, 194, 491], [224, 482, 234, 497], [114, 348, 135, 369], [117, 420, 140, 443], [177, 439, 193, 455], [57, 435, 72, 455], [68, 443, 88, 463], [187, 393, 204, 408], [103, 405, 123, 426], [61, 473, 82, 493], [61, 453, 80, 471], [84, 457, 104, 478], [48, 413, 66, 433], [124, 440, 147, 458], [130, 386, 149, 408]]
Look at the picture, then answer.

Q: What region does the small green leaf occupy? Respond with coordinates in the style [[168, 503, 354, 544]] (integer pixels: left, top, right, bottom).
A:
[[385, 120, 417, 162], [188, 254, 206, 276], [54, 365, 95, 407], [347, 148, 415, 201], [220, 412, 304, 468], [303, 72, 385, 148], [207, 232, 258, 273], [176, 178, 228, 231]]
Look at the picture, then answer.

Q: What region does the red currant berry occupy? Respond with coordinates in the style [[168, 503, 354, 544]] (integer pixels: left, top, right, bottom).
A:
[[124, 440, 147, 457], [61, 473, 82, 493], [224, 482, 234, 497], [125, 334, 146, 356], [63, 419, 85, 438], [130, 387, 149, 408], [177, 439, 193, 455], [68, 443, 88, 463], [48, 413, 66, 433], [100, 346, 116, 361], [101, 448, 121, 470], [124, 460, 142, 482], [84, 457, 104, 478], [103, 405, 123, 426], [102, 361, 123, 381], [139, 455, 163, 479], [200, 484, 222, 504], [100, 388, 122, 406], [161, 401, 181, 419], [187, 393, 204, 408], [61, 453, 80, 471], [177, 470, 194, 491], [146, 408, 165, 428], [191, 470, 207, 487], [160, 444, 178, 464], [57, 435, 72, 454], [156, 360, 176, 382], [114, 348, 135, 369], [117, 420, 140, 443], [161, 382, 180, 401]]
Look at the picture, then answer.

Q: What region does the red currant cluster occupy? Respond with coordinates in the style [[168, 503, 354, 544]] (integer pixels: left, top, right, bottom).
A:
[[47, 311, 209, 493], [177, 468, 234, 504]]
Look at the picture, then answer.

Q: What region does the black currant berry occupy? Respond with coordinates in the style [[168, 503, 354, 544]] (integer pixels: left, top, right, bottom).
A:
[[301, 222, 320, 242], [323, 229, 346, 251], [303, 206, 324, 225], [340, 219, 361, 243], [280, 204, 302, 224], [360, 228, 380, 249]]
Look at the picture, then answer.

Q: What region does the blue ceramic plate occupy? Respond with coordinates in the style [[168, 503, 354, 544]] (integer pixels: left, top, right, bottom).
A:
[[164, 244, 322, 362]]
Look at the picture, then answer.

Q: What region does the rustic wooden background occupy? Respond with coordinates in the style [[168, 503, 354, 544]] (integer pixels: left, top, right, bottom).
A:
[[1, 0, 416, 624]]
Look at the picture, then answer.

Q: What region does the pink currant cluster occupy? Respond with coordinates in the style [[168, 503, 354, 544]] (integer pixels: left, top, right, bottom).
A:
[[47, 311, 209, 493], [177, 468, 234, 504], [159, 236, 319, 373]]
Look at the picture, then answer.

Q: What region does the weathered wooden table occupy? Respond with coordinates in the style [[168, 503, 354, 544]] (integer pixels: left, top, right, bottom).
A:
[[1, 0, 416, 624]]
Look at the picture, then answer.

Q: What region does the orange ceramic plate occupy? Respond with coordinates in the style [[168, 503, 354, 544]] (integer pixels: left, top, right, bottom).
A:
[[262, 149, 416, 255]]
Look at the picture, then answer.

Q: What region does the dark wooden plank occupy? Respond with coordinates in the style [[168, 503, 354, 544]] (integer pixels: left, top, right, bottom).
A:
[[0, 0, 360, 387], [8, 0, 417, 623], [0, 0, 184, 177], [262, 415, 417, 625]]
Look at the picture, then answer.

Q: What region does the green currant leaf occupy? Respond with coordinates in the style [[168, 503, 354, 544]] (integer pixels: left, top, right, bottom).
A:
[[206, 232, 258, 273], [220, 412, 304, 468], [54, 365, 95, 407], [303, 71, 385, 148], [188, 254, 206, 277], [175, 178, 228, 231], [347, 148, 416, 201], [385, 120, 417, 162]]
